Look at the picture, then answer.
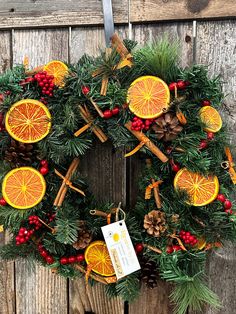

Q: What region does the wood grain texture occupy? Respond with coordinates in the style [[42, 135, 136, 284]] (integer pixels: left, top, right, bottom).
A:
[[128, 22, 194, 314], [188, 20, 236, 314], [0, 0, 128, 29], [0, 30, 15, 314], [130, 0, 236, 23], [13, 28, 69, 314], [69, 26, 128, 314], [15, 263, 68, 314]]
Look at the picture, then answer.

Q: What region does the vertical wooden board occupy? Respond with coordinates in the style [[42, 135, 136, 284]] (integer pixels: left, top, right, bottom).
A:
[[132, 22, 194, 67], [12, 28, 69, 65], [129, 22, 193, 314], [13, 28, 69, 314], [69, 26, 129, 314], [0, 30, 15, 314], [189, 20, 236, 314]]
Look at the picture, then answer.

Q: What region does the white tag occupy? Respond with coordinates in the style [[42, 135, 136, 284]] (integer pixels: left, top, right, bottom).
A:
[[102, 220, 141, 279]]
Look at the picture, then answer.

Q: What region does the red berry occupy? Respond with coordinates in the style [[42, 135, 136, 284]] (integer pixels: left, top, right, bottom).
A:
[[224, 200, 232, 209], [172, 163, 180, 172], [40, 160, 48, 167], [68, 256, 76, 264], [135, 243, 144, 253], [5, 91, 11, 95], [166, 147, 173, 155], [0, 197, 7, 206], [40, 250, 48, 258], [169, 82, 177, 91], [225, 209, 233, 215], [46, 256, 54, 264], [20, 238, 25, 244], [199, 139, 208, 150], [103, 110, 113, 119], [40, 166, 49, 175], [207, 132, 214, 140], [166, 246, 174, 254], [76, 254, 85, 262], [177, 80, 186, 90], [39, 82, 44, 87], [173, 245, 181, 251], [112, 107, 120, 115], [217, 194, 226, 203], [201, 100, 211, 106], [82, 86, 90, 95], [60, 257, 68, 265]]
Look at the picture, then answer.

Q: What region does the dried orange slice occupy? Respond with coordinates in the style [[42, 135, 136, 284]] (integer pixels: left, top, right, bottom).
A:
[[85, 241, 115, 276], [43, 60, 68, 87], [5, 99, 51, 144], [127, 76, 170, 119], [199, 106, 222, 133], [2, 167, 46, 209], [174, 168, 219, 206]]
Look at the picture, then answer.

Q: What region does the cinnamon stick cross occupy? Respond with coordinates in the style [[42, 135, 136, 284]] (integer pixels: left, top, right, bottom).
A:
[[125, 121, 168, 163], [74, 105, 108, 143], [54, 158, 85, 207]]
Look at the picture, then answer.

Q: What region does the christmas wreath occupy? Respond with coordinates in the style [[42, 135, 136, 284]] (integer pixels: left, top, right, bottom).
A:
[[0, 34, 236, 314]]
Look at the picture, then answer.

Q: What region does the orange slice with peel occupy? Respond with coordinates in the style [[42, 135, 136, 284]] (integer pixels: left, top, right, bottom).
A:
[[127, 76, 170, 119], [174, 168, 219, 206], [85, 241, 115, 276], [2, 167, 46, 209], [43, 60, 68, 87], [199, 106, 222, 133], [5, 99, 51, 144]]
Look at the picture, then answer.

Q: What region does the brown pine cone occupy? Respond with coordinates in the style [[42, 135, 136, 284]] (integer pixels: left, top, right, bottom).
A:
[[144, 210, 167, 237], [152, 112, 183, 141], [4, 139, 40, 167], [73, 228, 92, 250], [140, 256, 158, 289]]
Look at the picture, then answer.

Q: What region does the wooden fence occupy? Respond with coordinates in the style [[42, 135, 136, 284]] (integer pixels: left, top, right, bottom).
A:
[[0, 1, 236, 313]]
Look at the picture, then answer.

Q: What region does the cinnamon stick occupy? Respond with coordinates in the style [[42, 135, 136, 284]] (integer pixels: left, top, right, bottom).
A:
[[143, 244, 162, 254], [74, 264, 109, 285], [90, 209, 108, 218], [79, 105, 108, 143], [25, 65, 44, 76], [125, 121, 168, 162], [54, 158, 80, 207], [89, 98, 104, 118], [151, 179, 162, 209], [111, 33, 129, 59]]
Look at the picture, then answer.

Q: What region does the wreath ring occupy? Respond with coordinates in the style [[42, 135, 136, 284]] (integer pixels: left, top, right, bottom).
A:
[[0, 34, 235, 314]]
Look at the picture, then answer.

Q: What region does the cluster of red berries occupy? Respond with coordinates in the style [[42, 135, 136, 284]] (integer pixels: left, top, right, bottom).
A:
[[131, 117, 154, 131], [169, 80, 189, 91], [0, 197, 7, 206], [217, 194, 233, 214], [39, 159, 49, 176], [15, 227, 34, 245], [166, 245, 182, 253], [38, 243, 55, 264], [179, 230, 198, 246], [46, 212, 56, 223], [103, 107, 120, 119], [28, 215, 42, 230], [170, 159, 181, 172], [81, 85, 90, 95], [60, 254, 85, 265], [199, 132, 215, 150], [34, 71, 55, 97]]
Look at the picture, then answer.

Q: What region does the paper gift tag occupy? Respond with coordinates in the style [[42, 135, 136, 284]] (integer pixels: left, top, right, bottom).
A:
[[101, 220, 140, 279]]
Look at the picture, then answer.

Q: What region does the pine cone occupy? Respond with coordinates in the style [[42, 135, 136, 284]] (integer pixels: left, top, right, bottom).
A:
[[4, 139, 40, 167], [140, 257, 158, 289], [144, 210, 167, 237], [152, 112, 183, 141], [73, 228, 92, 250]]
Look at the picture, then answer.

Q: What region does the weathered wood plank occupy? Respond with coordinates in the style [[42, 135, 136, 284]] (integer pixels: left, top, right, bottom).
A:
[[13, 28, 69, 314], [0, 30, 15, 314], [130, 0, 236, 23], [0, 0, 128, 29], [69, 26, 128, 314], [128, 22, 193, 314], [188, 20, 236, 314]]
